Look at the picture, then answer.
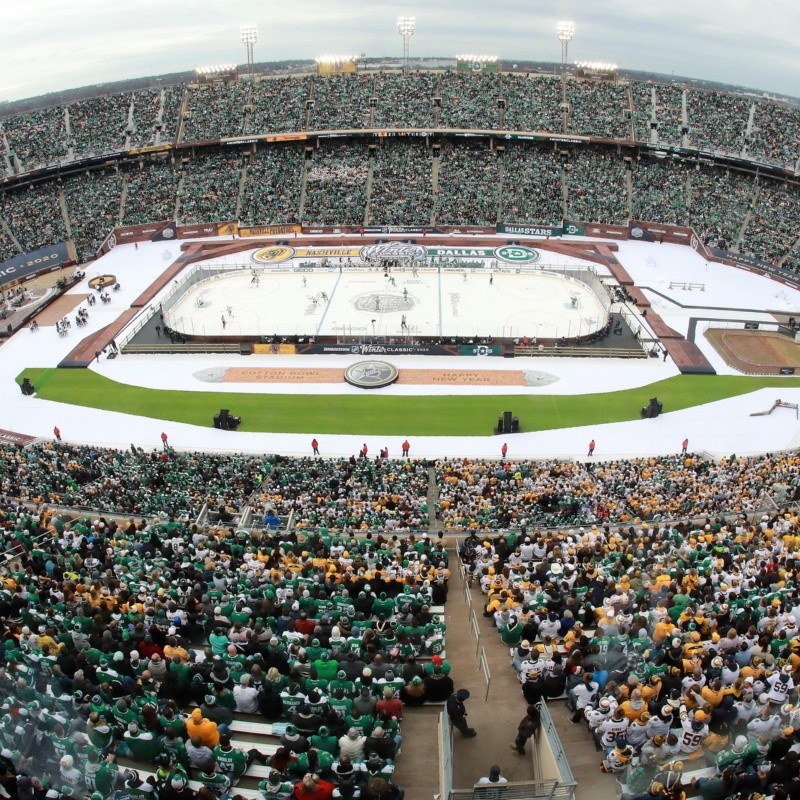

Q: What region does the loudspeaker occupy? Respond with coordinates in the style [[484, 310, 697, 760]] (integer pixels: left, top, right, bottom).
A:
[[502, 411, 513, 434], [20, 377, 34, 396], [240, 343, 253, 356]]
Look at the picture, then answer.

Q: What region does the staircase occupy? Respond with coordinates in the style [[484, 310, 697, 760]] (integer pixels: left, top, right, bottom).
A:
[[733, 180, 760, 253], [123, 95, 134, 151], [57, 187, 73, 240], [495, 149, 506, 224], [364, 150, 376, 226], [430, 150, 441, 226], [779, 235, 800, 268], [173, 171, 186, 223], [235, 157, 249, 221], [624, 162, 633, 220], [118, 174, 129, 224], [298, 156, 311, 222]]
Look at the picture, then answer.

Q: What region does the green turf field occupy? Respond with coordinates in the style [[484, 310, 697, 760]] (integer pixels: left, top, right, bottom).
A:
[[18, 368, 800, 436]]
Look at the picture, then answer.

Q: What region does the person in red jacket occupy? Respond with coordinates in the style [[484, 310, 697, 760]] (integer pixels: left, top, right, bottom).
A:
[[375, 686, 404, 722], [401, 439, 410, 457], [588, 439, 595, 457], [311, 438, 320, 456], [501, 442, 508, 458], [53, 426, 61, 442], [291, 773, 335, 800]]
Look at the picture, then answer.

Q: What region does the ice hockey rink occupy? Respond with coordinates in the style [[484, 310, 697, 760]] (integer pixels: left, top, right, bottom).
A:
[[164, 247, 607, 340]]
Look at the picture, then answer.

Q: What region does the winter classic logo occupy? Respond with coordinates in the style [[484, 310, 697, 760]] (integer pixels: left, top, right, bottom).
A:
[[630, 226, 645, 239], [494, 245, 540, 264]]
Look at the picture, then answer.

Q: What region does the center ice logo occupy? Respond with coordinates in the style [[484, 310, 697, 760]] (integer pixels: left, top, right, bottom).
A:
[[494, 245, 539, 264]]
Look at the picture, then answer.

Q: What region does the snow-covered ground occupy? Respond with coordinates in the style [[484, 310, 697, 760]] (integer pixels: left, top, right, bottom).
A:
[[4, 233, 800, 460]]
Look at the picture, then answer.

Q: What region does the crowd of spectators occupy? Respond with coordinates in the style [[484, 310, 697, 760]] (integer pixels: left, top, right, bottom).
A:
[[565, 149, 628, 226], [129, 87, 184, 150], [178, 150, 243, 226], [739, 178, 800, 267], [121, 160, 181, 226], [182, 84, 249, 143], [464, 499, 800, 800], [0, 482, 451, 800], [246, 78, 310, 136], [2, 107, 68, 172], [372, 74, 437, 130], [367, 141, 433, 226], [302, 143, 369, 227], [686, 91, 749, 155], [502, 75, 562, 134], [69, 94, 130, 159], [688, 166, 755, 251], [439, 73, 501, 130], [749, 101, 800, 169], [630, 159, 690, 227], [308, 76, 373, 132], [0, 443, 266, 521], [434, 140, 500, 226], [63, 168, 123, 260], [0, 182, 67, 254], [250, 456, 430, 534], [0, 227, 19, 263], [436, 452, 800, 531], [567, 81, 630, 140], [499, 142, 564, 227], [239, 146, 305, 227]]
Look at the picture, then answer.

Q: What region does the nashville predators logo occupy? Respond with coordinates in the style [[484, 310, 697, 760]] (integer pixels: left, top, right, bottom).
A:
[[253, 245, 295, 264]]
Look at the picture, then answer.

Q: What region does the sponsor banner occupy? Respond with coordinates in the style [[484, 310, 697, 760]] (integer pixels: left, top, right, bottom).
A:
[[150, 221, 177, 242], [253, 246, 367, 264], [127, 143, 172, 156], [239, 223, 300, 237], [0, 241, 70, 288], [217, 222, 239, 237], [177, 223, 219, 239], [296, 342, 460, 356], [710, 247, 772, 273], [744, 322, 760, 330], [561, 221, 586, 236], [780, 366, 796, 375], [628, 221, 656, 242], [689, 229, 714, 261], [253, 343, 296, 355], [496, 223, 562, 237], [459, 344, 501, 356], [0, 429, 37, 446], [99, 221, 172, 253], [362, 225, 444, 235], [583, 223, 629, 239], [427, 247, 496, 258]]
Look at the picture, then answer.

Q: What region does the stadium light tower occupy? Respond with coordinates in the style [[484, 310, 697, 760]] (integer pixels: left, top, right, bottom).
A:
[[241, 25, 258, 81], [556, 20, 575, 133], [397, 16, 416, 76]]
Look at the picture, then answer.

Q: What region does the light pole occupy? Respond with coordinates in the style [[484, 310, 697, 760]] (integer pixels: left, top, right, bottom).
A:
[[241, 25, 258, 81], [556, 20, 575, 133], [397, 16, 416, 76]]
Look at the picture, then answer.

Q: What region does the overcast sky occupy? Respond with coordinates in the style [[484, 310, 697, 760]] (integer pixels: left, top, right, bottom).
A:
[[1, 0, 798, 103]]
